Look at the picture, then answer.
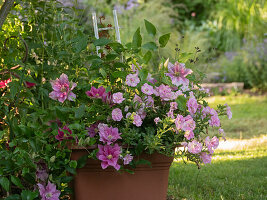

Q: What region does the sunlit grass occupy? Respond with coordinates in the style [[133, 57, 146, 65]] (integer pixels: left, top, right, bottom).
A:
[[168, 95, 267, 200], [207, 95, 267, 139]]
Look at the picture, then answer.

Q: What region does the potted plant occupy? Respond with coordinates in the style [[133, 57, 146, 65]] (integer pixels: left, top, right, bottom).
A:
[[0, 7, 231, 200]]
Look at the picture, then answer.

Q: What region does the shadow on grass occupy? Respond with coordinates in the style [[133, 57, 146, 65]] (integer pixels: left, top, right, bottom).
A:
[[168, 156, 267, 200]]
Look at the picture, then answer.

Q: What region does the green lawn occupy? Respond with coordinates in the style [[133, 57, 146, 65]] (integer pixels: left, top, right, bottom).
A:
[[168, 95, 267, 200], [208, 95, 267, 139]]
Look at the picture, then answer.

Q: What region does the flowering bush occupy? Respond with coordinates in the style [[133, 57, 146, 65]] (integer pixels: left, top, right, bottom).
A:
[[0, 5, 231, 199]]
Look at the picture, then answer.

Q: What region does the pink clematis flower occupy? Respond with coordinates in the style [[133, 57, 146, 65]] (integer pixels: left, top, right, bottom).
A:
[[200, 152, 212, 164], [125, 73, 140, 87], [112, 92, 125, 104], [187, 140, 202, 154], [49, 73, 76, 103], [99, 125, 122, 145], [37, 181, 60, 200], [0, 78, 11, 88], [97, 144, 121, 170], [165, 62, 192, 87], [112, 108, 123, 121], [123, 154, 133, 165], [86, 86, 106, 99], [141, 83, 154, 95], [86, 122, 100, 137]]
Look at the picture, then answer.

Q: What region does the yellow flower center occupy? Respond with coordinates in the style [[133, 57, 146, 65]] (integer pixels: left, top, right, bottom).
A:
[[107, 154, 113, 159]]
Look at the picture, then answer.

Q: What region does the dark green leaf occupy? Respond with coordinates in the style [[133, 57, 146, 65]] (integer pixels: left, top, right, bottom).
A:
[[144, 19, 156, 36], [99, 68, 107, 78], [159, 33, 171, 48], [111, 71, 128, 79], [77, 155, 88, 168], [21, 190, 38, 200], [60, 176, 73, 183], [132, 27, 142, 47], [135, 159, 151, 166], [93, 38, 111, 46], [176, 95, 187, 112], [0, 177, 10, 192], [66, 166, 76, 175], [69, 160, 77, 168], [5, 194, 20, 200], [139, 69, 149, 81], [74, 36, 88, 53], [11, 176, 23, 189], [142, 42, 158, 51], [75, 104, 86, 119], [143, 51, 152, 64]]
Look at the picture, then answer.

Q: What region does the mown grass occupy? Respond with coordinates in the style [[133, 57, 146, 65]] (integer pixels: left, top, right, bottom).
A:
[[207, 95, 267, 139], [168, 95, 267, 200]]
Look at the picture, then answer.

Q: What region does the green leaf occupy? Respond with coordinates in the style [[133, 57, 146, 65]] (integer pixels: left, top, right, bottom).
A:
[[68, 123, 82, 130], [176, 95, 187, 112], [77, 155, 88, 168], [132, 27, 142, 47], [139, 69, 149, 81], [60, 176, 73, 183], [143, 51, 152, 64], [144, 19, 156, 36], [66, 166, 76, 175], [111, 71, 128, 79], [93, 38, 111, 46], [159, 33, 171, 48], [99, 68, 107, 78], [5, 194, 20, 200], [11, 175, 23, 189], [0, 177, 10, 192], [135, 159, 151, 166], [69, 160, 77, 168], [74, 36, 88, 53], [75, 104, 86, 119], [142, 42, 158, 51], [21, 190, 38, 200]]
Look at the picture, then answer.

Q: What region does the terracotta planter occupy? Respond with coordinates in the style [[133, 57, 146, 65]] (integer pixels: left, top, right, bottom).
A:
[[71, 148, 173, 200]]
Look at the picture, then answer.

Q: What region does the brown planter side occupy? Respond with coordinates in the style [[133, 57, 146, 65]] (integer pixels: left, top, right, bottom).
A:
[[71, 149, 173, 200]]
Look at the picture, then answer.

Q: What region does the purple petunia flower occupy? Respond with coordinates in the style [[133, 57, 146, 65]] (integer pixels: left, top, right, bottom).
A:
[[97, 144, 121, 170], [123, 154, 133, 165], [200, 152, 212, 164], [112, 92, 125, 104], [49, 73, 77, 103], [37, 181, 60, 200], [125, 73, 140, 87], [187, 97, 198, 115], [112, 108, 123, 121], [86, 122, 100, 137], [187, 140, 202, 154]]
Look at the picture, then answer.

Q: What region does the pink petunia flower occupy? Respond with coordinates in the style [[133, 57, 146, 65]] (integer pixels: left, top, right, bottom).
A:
[[225, 104, 232, 119], [167, 110, 174, 119], [137, 108, 146, 120], [209, 114, 220, 127], [147, 73, 157, 84], [144, 96, 154, 107], [175, 114, 184, 131], [154, 84, 177, 101], [200, 152, 212, 164], [133, 114, 142, 127], [0, 78, 11, 89], [99, 125, 121, 145], [184, 130, 194, 140], [154, 117, 161, 124], [205, 136, 219, 154], [165, 62, 192, 87], [170, 102, 178, 110], [187, 140, 202, 154], [125, 73, 140, 87], [86, 86, 106, 99], [97, 144, 121, 170], [141, 83, 154, 95], [123, 154, 133, 165], [25, 81, 36, 88], [113, 92, 125, 104], [187, 97, 198, 115], [112, 108, 123, 121], [49, 73, 77, 103], [37, 181, 60, 200], [182, 115, 196, 131]]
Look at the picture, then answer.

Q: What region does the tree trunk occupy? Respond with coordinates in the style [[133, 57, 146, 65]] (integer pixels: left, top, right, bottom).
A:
[[0, 0, 15, 30]]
